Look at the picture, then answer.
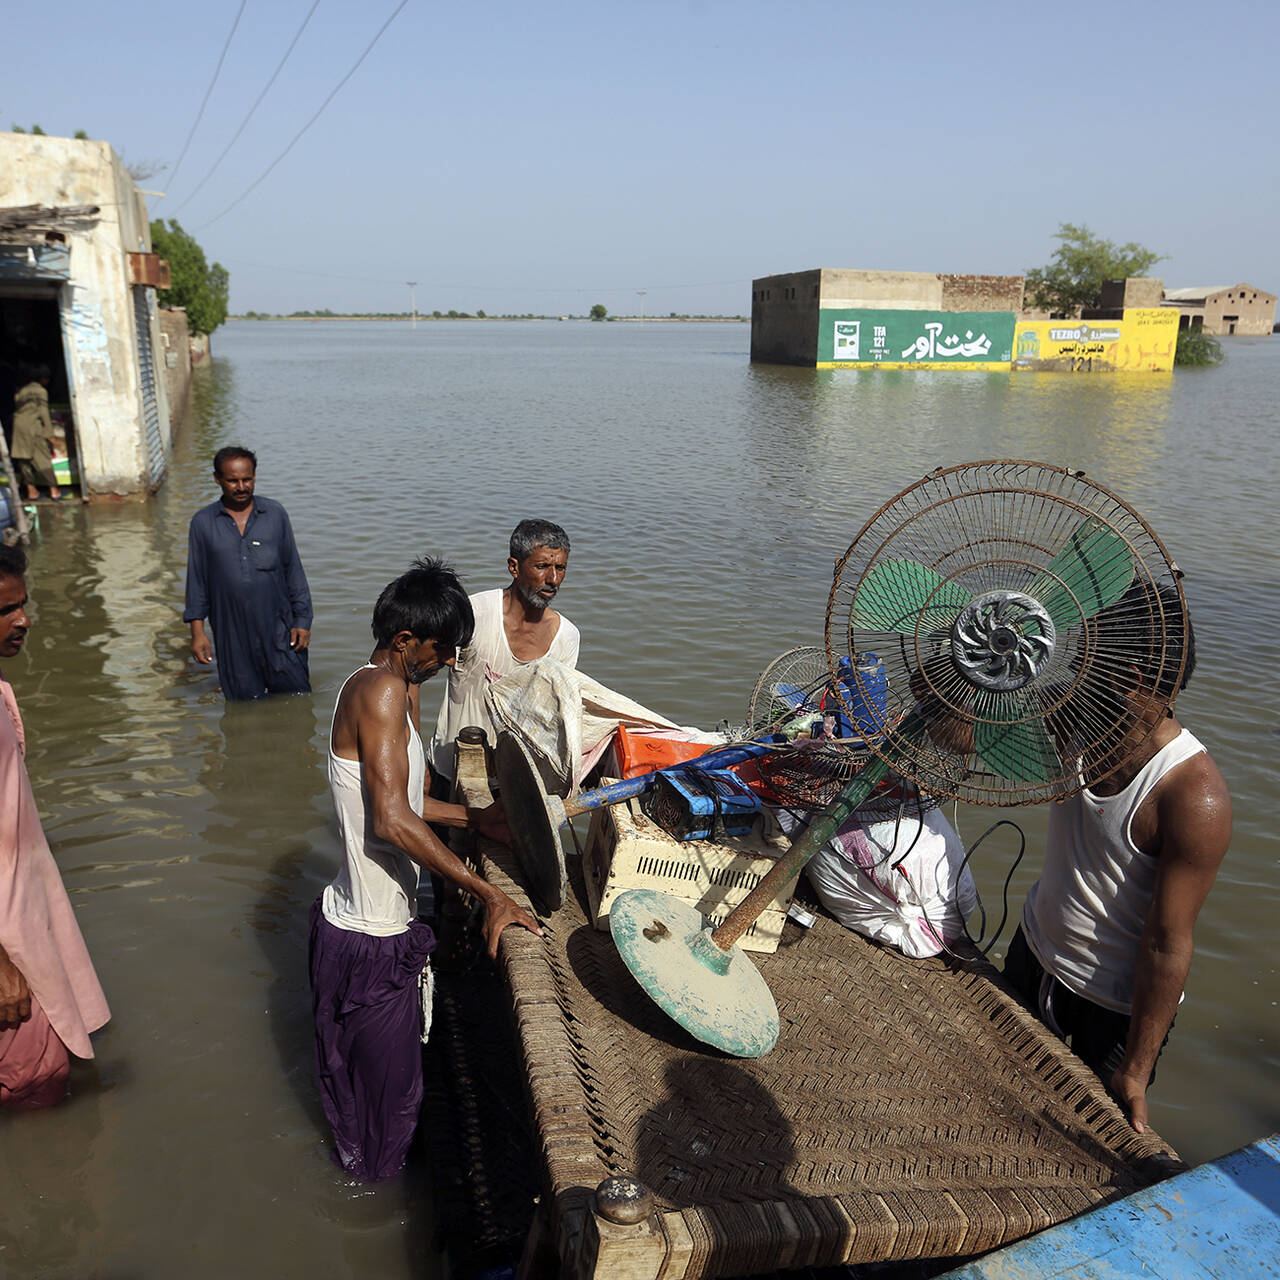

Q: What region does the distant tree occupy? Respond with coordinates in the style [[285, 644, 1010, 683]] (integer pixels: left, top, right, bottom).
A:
[[1025, 222, 1164, 315], [149, 218, 230, 335], [74, 129, 89, 140], [476, 309, 486, 318], [432, 310, 442, 318], [589, 303, 607, 321], [10, 125, 24, 133]]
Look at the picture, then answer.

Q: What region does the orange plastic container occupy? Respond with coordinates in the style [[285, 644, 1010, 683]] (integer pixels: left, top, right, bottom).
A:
[[614, 726, 722, 780]]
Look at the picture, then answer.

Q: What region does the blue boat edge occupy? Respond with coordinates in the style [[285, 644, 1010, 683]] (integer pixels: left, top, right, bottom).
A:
[[937, 1132, 1280, 1279]]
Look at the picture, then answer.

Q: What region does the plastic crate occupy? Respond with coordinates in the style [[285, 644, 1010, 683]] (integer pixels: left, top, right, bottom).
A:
[[640, 767, 760, 841], [582, 783, 798, 954]]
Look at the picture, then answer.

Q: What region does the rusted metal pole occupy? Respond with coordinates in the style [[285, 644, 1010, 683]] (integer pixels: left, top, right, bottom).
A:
[[708, 754, 890, 950]]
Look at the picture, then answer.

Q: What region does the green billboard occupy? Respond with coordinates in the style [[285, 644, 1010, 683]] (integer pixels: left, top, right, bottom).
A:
[[818, 309, 1015, 368]]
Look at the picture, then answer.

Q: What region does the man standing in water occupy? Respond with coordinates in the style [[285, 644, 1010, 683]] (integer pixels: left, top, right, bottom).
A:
[[431, 518, 579, 784], [184, 446, 313, 700], [0, 545, 110, 1107], [1004, 583, 1232, 1133], [310, 557, 541, 1180]]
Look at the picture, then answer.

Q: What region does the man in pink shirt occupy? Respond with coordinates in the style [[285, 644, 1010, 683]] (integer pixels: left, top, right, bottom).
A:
[[0, 543, 110, 1107]]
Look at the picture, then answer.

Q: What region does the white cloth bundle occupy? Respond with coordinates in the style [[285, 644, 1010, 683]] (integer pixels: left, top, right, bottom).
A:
[[485, 657, 714, 795], [793, 805, 979, 960]]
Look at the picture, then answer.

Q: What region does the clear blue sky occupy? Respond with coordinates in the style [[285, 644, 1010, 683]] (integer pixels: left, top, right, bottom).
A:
[[7, 0, 1278, 316]]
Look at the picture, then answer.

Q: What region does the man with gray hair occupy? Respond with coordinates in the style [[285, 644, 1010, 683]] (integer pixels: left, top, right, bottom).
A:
[[431, 518, 580, 783]]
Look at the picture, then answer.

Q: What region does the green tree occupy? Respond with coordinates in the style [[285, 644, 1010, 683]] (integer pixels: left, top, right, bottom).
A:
[[1025, 223, 1164, 315], [1174, 328, 1225, 367], [149, 219, 229, 335], [589, 303, 607, 321]]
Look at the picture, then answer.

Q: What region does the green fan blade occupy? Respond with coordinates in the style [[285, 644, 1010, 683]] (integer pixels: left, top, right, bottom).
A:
[[851, 559, 972, 634], [1030, 518, 1134, 630], [974, 694, 1061, 785]]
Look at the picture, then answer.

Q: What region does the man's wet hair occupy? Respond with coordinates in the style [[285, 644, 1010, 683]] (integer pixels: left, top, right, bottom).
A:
[[1097, 579, 1196, 701], [509, 518, 570, 563], [0, 543, 27, 583], [213, 446, 257, 476], [372, 556, 475, 651]]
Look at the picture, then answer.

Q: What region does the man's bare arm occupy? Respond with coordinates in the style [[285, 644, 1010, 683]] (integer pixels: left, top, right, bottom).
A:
[[354, 677, 539, 958], [1113, 755, 1232, 1130], [189, 619, 213, 664]]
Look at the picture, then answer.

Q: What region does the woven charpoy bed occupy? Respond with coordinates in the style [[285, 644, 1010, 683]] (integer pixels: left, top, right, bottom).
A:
[[453, 748, 1184, 1279]]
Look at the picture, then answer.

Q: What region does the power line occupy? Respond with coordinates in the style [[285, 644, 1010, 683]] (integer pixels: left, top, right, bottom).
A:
[[171, 0, 322, 217], [197, 0, 410, 231], [155, 0, 247, 215]]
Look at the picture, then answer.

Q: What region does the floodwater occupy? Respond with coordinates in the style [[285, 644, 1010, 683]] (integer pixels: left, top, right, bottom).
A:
[[2, 320, 1277, 1278]]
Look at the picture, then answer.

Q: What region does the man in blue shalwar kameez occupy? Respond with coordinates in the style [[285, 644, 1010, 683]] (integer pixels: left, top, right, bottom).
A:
[[184, 446, 313, 701]]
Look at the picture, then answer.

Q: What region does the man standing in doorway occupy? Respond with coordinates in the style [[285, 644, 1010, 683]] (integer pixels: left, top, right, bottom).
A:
[[1, 544, 110, 1107], [184, 446, 313, 700], [431, 518, 579, 784]]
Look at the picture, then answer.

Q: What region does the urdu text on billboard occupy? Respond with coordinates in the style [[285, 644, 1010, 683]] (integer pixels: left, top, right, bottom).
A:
[[819, 310, 1015, 369]]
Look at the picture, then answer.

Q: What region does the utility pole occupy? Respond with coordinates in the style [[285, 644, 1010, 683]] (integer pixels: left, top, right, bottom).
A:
[[406, 281, 418, 330], [636, 290, 646, 321]]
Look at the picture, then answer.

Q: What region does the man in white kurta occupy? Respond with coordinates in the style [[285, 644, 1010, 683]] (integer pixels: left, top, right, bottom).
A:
[[431, 519, 579, 782]]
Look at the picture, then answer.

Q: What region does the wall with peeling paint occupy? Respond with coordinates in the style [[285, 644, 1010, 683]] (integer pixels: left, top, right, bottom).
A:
[[0, 134, 172, 496]]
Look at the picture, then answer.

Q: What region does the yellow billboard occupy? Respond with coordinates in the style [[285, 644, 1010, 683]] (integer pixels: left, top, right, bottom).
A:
[[1013, 308, 1179, 373]]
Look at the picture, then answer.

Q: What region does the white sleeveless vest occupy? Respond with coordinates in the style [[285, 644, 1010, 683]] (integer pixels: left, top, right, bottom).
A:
[[1022, 728, 1206, 1013], [322, 667, 425, 936]]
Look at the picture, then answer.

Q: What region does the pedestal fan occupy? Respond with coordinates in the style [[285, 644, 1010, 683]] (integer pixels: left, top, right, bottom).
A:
[[610, 460, 1188, 1056]]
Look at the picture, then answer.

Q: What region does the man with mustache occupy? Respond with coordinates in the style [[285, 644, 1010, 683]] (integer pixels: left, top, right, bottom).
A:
[[310, 556, 540, 1179], [184, 445, 313, 700], [431, 518, 579, 787], [0, 544, 110, 1107]]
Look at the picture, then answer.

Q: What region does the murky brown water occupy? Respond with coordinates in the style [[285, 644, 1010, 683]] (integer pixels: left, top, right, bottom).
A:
[[2, 320, 1276, 1277]]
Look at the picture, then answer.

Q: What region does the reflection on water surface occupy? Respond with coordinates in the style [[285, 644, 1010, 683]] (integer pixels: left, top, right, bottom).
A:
[[2, 322, 1276, 1277]]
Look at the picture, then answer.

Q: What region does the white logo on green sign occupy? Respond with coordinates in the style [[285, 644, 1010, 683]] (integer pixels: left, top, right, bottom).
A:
[[833, 320, 861, 360]]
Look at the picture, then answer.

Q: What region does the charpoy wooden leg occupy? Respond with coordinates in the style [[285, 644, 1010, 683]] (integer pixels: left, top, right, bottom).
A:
[[570, 1177, 671, 1280]]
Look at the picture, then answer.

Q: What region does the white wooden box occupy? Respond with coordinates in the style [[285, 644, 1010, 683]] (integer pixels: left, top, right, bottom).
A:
[[581, 783, 798, 954]]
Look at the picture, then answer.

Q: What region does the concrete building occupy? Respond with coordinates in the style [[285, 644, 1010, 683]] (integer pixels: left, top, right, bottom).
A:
[[158, 306, 193, 425], [751, 268, 1024, 367], [1, 133, 173, 497], [1160, 283, 1276, 336]]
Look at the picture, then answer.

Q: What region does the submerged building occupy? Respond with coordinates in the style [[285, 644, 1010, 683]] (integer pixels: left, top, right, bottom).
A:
[[751, 267, 1183, 372], [1, 133, 173, 497], [751, 269, 1024, 368], [1160, 283, 1277, 336]]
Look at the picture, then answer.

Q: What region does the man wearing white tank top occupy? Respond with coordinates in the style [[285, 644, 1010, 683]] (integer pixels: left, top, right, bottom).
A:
[[1005, 582, 1232, 1134], [431, 518, 579, 783], [309, 557, 541, 1180]]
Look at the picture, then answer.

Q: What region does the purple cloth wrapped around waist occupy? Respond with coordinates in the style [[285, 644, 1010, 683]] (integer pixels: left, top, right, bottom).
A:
[[309, 900, 436, 1180]]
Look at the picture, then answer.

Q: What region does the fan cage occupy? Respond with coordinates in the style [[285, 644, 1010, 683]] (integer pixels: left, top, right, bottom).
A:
[[824, 461, 1188, 808]]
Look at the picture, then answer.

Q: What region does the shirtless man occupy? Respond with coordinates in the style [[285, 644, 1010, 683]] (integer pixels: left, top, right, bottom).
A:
[[1004, 582, 1232, 1132], [431, 518, 580, 783], [309, 556, 540, 1180]]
